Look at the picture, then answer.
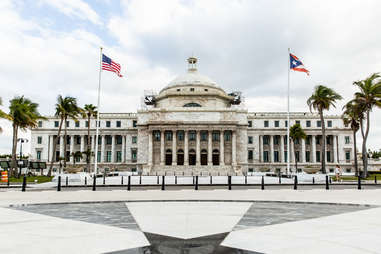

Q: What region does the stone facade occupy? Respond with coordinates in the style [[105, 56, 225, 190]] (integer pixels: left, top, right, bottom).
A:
[[30, 58, 358, 175]]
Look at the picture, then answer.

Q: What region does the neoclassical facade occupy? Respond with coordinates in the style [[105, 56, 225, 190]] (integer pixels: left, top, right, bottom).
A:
[[31, 57, 356, 174]]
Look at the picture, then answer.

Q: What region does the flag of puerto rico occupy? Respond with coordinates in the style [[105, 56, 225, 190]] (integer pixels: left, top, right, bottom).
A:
[[290, 53, 309, 75], [102, 54, 123, 77]]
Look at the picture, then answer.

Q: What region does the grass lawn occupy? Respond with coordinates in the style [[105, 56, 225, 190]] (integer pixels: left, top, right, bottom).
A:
[[332, 174, 381, 181], [8, 176, 53, 183]]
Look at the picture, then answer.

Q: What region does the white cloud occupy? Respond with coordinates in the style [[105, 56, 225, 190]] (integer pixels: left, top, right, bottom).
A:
[[39, 0, 102, 25]]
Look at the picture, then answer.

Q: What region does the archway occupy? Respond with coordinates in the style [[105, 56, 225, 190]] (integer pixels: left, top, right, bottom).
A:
[[189, 149, 196, 165], [165, 149, 172, 166], [177, 149, 184, 165], [201, 149, 208, 165], [212, 149, 220, 166]]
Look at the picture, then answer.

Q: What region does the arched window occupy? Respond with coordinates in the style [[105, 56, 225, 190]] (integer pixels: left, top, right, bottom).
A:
[[183, 102, 202, 107]]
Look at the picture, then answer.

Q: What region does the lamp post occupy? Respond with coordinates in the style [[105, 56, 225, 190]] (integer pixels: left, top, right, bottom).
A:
[[17, 138, 28, 178]]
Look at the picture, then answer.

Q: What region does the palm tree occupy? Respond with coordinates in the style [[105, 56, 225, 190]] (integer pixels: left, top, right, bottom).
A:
[[0, 97, 11, 133], [82, 104, 97, 172], [289, 123, 306, 172], [48, 96, 82, 176], [71, 151, 83, 166], [307, 85, 342, 174], [352, 73, 381, 177], [342, 101, 363, 177], [8, 96, 44, 177]]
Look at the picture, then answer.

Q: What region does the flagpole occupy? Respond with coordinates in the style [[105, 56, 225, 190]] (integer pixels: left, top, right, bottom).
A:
[[94, 47, 103, 176], [287, 48, 290, 176]]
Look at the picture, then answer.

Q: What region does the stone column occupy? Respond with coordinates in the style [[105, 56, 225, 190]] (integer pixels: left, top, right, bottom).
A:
[[208, 130, 213, 165], [184, 130, 189, 166], [69, 135, 74, 163], [172, 130, 177, 165], [270, 135, 274, 163], [301, 137, 306, 163], [259, 135, 262, 162], [111, 135, 115, 163], [59, 136, 64, 158], [121, 135, 125, 163], [312, 135, 316, 163], [280, 135, 284, 163], [160, 130, 165, 165], [49, 135, 54, 162], [196, 130, 200, 166], [148, 131, 153, 166], [333, 135, 338, 163], [101, 135, 105, 163], [220, 131, 225, 166], [232, 131, 237, 166]]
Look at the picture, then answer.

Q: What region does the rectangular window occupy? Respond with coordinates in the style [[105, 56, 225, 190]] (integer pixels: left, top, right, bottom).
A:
[[66, 121, 70, 127], [154, 131, 161, 141], [131, 149, 137, 161], [248, 121, 252, 127], [37, 136, 42, 144], [326, 136, 331, 145], [36, 151, 41, 160], [264, 120, 269, 127], [75, 121, 80, 127], [263, 151, 269, 162], [306, 151, 310, 162], [106, 151, 112, 162], [177, 131, 184, 141], [284, 136, 288, 145], [274, 136, 279, 145], [98, 137, 102, 145], [116, 121, 121, 127], [67, 136, 71, 145], [327, 151, 331, 162], [345, 136, 350, 144], [224, 131, 231, 141], [106, 121, 111, 128], [306, 120, 311, 127], [116, 136, 123, 145], [97, 151, 101, 162], [201, 131, 207, 141], [327, 120, 332, 127], [296, 120, 300, 125], [285, 120, 288, 127], [306, 136, 311, 145], [38, 121, 42, 128], [189, 131, 196, 141], [296, 151, 300, 162], [132, 136, 137, 144], [316, 136, 320, 145], [317, 121, 321, 127], [212, 132, 220, 141], [294, 138, 299, 145], [165, 131, 172, 141], [274, 120, 279, 127], [248, 150, 253, 160], [106, 136, 112, 145], [284, 151, 288, 162], [263, 136, 269, 145], [133, 120, 137, 127], [316, 151, 321, 162], [274, 151, 279, 162], [76, 136, 81, 145], [85, 121, 89, 127], [345, 151, 350, 161], [248, 136, 253, 144], [116, 151, 122, 162], [54, 121, 59, 127]]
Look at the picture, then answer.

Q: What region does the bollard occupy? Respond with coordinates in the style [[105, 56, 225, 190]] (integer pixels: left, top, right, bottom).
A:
[[195, 175, 199, 190], [357, 175, 361, 190], [294, 175, 298, 190], [103, 173, 106, 185], [375, 175, 377, 185], [312, 177, 315, 185], [121, 176, 124, 185], [57, 176, 61, 191], [175, 175, 177, 185], [21, 175, 27, 192], [228, 175, 232, 190], [279, 174, 281, 184], [261, 176, 264, 190], [85, 176, 87, 186], [140, 175, 142, 185], [66, 176, 68, 186], [161, 176, 165, 190], [245, 174, 247, 185], [127, 175, 131, 191], [325, 175, 329, 190], [157, 175, 159, 185], [7, 171, 10, 187], [92, 176, 96, 191], [210, 175, 212, 185]]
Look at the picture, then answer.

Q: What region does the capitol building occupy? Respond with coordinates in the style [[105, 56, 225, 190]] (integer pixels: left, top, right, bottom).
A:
[[31, 57, 356, 175]]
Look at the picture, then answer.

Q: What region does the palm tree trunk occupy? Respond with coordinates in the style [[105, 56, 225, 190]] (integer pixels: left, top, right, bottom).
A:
[[10, 124, 18, 178], [87, 114, 91, 172], [361, 111, 370, 177], [294, 141, 298, 172], [48, 117, 64, 176], [353, 129, 358, 177], [63, 117, 67, 168], [319, 109, 326, 174]]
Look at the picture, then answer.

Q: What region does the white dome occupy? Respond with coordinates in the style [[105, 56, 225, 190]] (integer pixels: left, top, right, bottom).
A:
[[162, 69, 219, 91]]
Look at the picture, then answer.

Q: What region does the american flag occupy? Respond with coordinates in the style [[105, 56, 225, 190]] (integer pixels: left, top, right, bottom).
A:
[[102, 54, 123, 77]]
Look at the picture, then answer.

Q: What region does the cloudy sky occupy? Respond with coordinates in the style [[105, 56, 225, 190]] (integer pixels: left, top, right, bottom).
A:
[[1, 0, 381, 155]]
